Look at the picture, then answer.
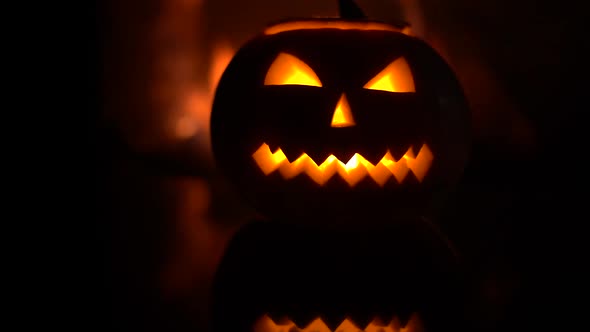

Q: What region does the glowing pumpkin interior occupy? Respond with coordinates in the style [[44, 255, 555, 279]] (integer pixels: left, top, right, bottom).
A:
[[254, 314, 424, 332], [255, 52, 430, 187], [331, 94, 355, 128], [253, 143, 433, 187]]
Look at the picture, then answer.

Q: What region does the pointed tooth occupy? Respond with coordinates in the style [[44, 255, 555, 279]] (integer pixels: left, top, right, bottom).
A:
[[280, 143, 304, 162], [261, 311, 275, 322], [305, 148, 333, 167], [412, 140, 427, 156], [322, 314, 347, 331], [346, 312, 372, 331], [329, 146, 356, 165], [404, 138, 422, 156], [266, 142, 280, 154], [291, 312, 317, 330], [301, 317, 330, 332], [360, 145, 386, 165], [288, 313, 304, 329], [334, 317, 362, 332], [355, 316, 373, 331], [253, 314, 297, 332], [273, 315, 294, 326], [389, 143, 409, 161]]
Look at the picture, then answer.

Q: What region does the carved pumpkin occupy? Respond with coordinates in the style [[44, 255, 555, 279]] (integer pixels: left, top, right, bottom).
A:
[[211, 221, 468, 332], [210, 1, 470, 225]]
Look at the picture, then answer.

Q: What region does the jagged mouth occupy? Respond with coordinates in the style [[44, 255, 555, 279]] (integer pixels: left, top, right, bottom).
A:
[[254, 313, 424, 332], [252, 143, 434, 187]]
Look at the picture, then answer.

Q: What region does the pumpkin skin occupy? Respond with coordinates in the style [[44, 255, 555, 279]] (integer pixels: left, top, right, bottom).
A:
[[211, 18, 470, 227], [210, 220, 469, 332]]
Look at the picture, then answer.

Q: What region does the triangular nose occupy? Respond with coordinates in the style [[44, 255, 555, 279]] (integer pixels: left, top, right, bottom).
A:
[[331, 93, 355, 127]]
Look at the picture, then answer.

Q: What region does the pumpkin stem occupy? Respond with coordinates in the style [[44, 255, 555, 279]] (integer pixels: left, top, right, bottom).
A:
[[338, 0, 367, 19]]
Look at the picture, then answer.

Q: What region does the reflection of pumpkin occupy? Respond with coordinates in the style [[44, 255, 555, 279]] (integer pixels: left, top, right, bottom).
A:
[[211, 221, 468, 332], [211, 1, 470, 225]]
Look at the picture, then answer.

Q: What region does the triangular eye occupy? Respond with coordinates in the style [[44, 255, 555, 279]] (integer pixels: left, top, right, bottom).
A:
[[364, 57, 415, 93], [264, 53, 323, 87]]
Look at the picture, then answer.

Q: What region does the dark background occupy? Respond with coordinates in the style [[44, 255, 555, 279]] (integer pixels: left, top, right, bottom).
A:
[[88, 1, 583, 331]]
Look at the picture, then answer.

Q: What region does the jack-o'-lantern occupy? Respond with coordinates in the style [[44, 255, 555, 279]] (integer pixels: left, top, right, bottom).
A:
[[211, 221, 470, 332], [211, 0, 470, 226]]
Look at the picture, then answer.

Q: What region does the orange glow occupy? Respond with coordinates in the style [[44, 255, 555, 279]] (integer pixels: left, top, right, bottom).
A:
[[253, 314, 296, 332], [303, 318, 331, 332], [336, 319, 361, 331], [400, 314, 425, 332], [265, 20, 409, 35], [175, 113, 200, 139], [265, 53, 322, 87], [331, 94, 356, 128], [179, 41, 235, 148], [252, 143, 433, 187], [401, 26, 413, 36], [209, 42, 235, 93], [364, 57, 415, 93], [254, 314, 424, 332]]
